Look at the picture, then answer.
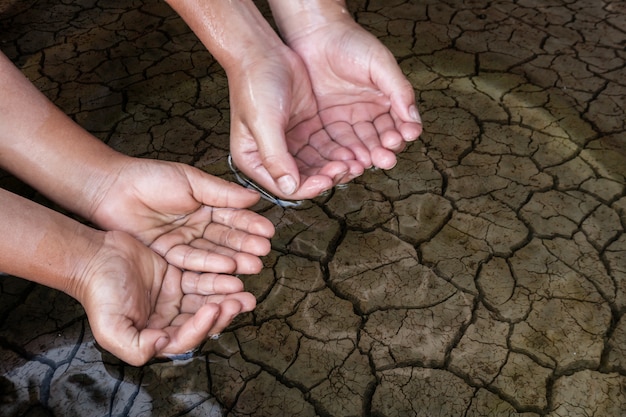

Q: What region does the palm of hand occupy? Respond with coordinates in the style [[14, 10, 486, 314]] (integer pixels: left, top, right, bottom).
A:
[[82, 231, 255, 366], [289, 23, 423, 170], [228, 48, 364, 200], [91, 159, 273, 274]]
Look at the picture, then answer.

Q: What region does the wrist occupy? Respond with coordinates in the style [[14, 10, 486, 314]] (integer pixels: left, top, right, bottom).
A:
[[267, 0, 352, 43], [166, 0, 285, 74], [0, 188, 105, 302], [58, 226, 107, 304]]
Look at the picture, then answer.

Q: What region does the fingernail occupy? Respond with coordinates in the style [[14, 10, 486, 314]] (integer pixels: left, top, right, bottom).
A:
[[277, 175, 297, 196], [409, 105, 422, 124]]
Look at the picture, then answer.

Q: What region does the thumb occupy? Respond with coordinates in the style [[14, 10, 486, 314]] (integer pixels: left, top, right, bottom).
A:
[[371, 48, 421, 125], [241, 109, 301, 198], [185, 166, 261, 209], [94, 321, 169, 366], [256, 141, 300, 197]]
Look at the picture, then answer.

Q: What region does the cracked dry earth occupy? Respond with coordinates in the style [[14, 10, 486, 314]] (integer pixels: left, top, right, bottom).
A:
[[1, 0, 626, 416]]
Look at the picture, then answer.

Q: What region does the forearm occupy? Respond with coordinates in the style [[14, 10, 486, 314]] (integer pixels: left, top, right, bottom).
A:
[[267, 0, 353, 42], [165, 0, 286, 75], [0, 51, 128, 219], [0, 187, 103, 299]]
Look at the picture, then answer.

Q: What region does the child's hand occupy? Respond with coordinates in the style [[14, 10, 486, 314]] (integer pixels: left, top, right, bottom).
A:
[[77, 230, 255, 366], [89, 159, 275, 274], [227, 44, 364, 200], [270, 4, 423, 170]]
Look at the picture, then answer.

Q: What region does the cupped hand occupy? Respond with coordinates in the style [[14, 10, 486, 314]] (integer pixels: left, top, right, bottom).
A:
[[88, 158, 275, 274], [227, 45, 364, 200], [78, 231, 255, 366], [283, 18, 423, 170]]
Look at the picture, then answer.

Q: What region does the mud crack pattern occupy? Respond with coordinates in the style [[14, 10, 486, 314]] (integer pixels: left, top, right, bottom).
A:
[[1, 0, 625, 416]]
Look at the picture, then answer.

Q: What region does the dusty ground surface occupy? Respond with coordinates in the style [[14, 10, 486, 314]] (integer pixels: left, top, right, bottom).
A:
[[1, 0, 625, 416]]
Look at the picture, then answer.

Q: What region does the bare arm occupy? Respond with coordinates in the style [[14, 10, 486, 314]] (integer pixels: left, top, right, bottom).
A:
[[0, 187, 258, 366], [164, 0, 363, 199], [0, 187, 102, 299], [0, 51, 126, 220], [266, 0, 350, 40], [165, 0, 306, 196], [164, 0, 285, 74], [0, 51, 275, 274]]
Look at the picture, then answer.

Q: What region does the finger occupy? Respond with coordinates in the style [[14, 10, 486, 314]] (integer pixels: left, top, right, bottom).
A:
[[353, 121, 397, 170], [94, 318, 170, 367], [164, 245, 238, 274], [181, 272, 244, 296], [295, 126, 355, 162], [186, 168, 262, 209], [204, 295, 257, 336], [231, 159, 335, 200], [234, 171, 334, 201], [323, 120, 372, 168], [195, 223, 272, 257], [301, 129, 364, 182], [297, 155, 351, 187], [294, 146, 349, 179], [180, 292, 257, 318], [399, 120, 423, 142], [173, 294, 256, 335], [369, 45, 420, 126], [339, 160, 366, 183], [232, 252, 265, 274], [373, 113, 405, 152], [187, 238, 265, 275], [158, 304, 220, 356], [231, 147, 304, 200], [392, 107, 423, 142], [240, 111, 302, 197], [211, 208, 275, 240], [289, 175, 335, 200]]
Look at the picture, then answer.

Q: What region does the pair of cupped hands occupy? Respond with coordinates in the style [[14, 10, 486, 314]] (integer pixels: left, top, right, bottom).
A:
[[84, 15, 421, 366]]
